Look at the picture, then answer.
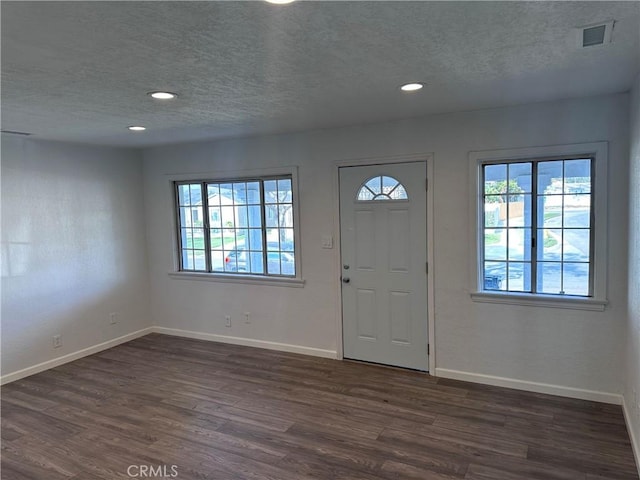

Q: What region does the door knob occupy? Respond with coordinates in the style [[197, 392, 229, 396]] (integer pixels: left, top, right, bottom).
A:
[[342, 277, 350, 284]]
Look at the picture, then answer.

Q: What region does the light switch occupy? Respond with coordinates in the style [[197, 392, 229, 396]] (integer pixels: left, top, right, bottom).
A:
[[321, 235, 333, 249]]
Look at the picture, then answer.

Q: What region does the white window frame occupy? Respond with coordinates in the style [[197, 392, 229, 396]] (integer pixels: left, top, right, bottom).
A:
[[469, 142, 608, 311], [168, 167, 304, 288]]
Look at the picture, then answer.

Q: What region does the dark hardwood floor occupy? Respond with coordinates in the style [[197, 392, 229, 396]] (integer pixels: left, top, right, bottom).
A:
[[1, 333, 638, 479]]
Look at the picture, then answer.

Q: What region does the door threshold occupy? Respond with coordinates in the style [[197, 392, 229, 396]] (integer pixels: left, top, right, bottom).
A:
[[342, 357, 429, 374]]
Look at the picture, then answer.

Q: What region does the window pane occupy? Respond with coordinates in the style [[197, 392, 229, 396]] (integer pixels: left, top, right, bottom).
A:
[[248, 229, 263, 251], [191, 207, 203, 227], [280, 228, 294, 251], [234, 228, 247, 249], [221, 205, 235, 228], [563, 194, 590, 228], [194, 250, 206, 270], [248, 205, 262, 228], [277, 179, 292, 202], [267, 253, 281, 275], [280, 252, 295, 276], [365, 176, 382, 195], [233, 183, 247, 204], [178, 184, 191, 206], [211, 250, 224, 271], [564, 159, 591, 194], [507, 262, 531, 292], [382, 176, 396, 190], [484, 262, 506, 290], [562, 263, 590, 296], [484, 164, 507, 194], [182, 250, 195, 270], [278, 204, 293, 227], [210, 229, 223, 249], [249, 252, 264, 274], [537, 262, 562, 294], [537, 229, 562, 261], [265, 204, 278, 227], [181, 228, 193, 248], [207, 184, 220, 205], [538, 161, 563, 195], [217, 183, 231, 198], [191, 229, 205, 250], [484, 203, 501, 228], [189, 185, 202, 206], [266, 230, 279, 251], [209, 207, 221, 229], [358, 187, 375, 201], [562, 229, 590, 263], [236, 206, 249, 228], [508, 228, 531, 261], [264, 180, 278, 204], [508, 163, 532, 193], [538, 195, 563, 228], [179, 207, 191, 228], [508, 193, 530, 227], [485, 228, 506, 261], [246, 182, 261, 204], [389, 184, 408, 200]]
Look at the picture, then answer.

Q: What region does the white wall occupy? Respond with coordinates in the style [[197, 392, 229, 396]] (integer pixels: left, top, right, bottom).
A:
[[626, 74, 640, 462], [144, 92, 629, 398], [1, 135, 151, 378]]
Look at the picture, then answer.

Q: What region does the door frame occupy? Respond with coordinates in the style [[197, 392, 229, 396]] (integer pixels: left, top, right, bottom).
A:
[[332, 153, 436, 373]]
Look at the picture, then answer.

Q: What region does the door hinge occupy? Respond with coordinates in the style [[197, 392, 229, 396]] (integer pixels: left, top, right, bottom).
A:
[[426, 262, 429, 274], [425, 178, 428, 191], [427, 344, 430, 355]]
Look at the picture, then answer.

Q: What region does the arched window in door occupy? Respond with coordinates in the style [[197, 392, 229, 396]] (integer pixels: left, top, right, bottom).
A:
[[356, 175, 408, 201]]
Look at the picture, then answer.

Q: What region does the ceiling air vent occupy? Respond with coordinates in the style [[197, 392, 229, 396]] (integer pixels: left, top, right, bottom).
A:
[[579, 21, 614, 48]]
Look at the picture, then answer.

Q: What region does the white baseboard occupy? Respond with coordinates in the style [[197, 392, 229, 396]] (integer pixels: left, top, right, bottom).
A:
[[622, 395, 640, 476], [0, 327, 154, 385], [152, 326, 338, 359], [435, 368, 623, 405]]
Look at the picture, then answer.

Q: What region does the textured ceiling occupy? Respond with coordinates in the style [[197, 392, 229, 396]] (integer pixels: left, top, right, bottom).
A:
[[2, 1, 639, 147]]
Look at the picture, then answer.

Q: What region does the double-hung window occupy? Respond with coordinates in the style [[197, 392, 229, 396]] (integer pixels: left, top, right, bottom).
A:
[[470, 143, 608, 310], [175, 176, 297, 278]]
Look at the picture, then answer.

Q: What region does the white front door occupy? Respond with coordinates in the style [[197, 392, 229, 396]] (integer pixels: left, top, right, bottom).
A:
[[340, 162, 428, 371]]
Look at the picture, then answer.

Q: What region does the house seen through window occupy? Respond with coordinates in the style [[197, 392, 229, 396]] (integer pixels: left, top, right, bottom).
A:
[[176, 176, 296, 277]]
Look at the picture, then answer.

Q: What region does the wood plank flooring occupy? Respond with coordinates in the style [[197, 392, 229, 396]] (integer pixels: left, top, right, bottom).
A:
[[1, 333, 638, 479]]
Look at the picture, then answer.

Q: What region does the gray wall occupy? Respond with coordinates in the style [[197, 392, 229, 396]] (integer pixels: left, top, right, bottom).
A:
[[1, 135, 151, 376], [143, 92, 629, 398], [626, 73, 640, 464]]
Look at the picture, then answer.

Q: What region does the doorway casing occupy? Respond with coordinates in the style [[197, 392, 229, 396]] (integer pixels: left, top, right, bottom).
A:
[[332, 153, 436, 373]]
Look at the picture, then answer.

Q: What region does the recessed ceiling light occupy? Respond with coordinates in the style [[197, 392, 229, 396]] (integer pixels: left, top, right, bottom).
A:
[[128, 126, 146, 131], [400, 83, 424, 92], [265, 0, 296, 4], [148, 91, 178, 100]]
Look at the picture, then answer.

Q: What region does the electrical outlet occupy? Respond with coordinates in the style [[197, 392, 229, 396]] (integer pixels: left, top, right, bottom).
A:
[[244, 312, 251, 324], [109, 312, 118, 325], [225, 315, 231, 327], [53, 335, 62, 348]]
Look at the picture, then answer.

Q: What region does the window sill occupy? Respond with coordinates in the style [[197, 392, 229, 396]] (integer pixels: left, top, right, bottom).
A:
[[470, 291, 607, 311], [168, 271, 305, 288]]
